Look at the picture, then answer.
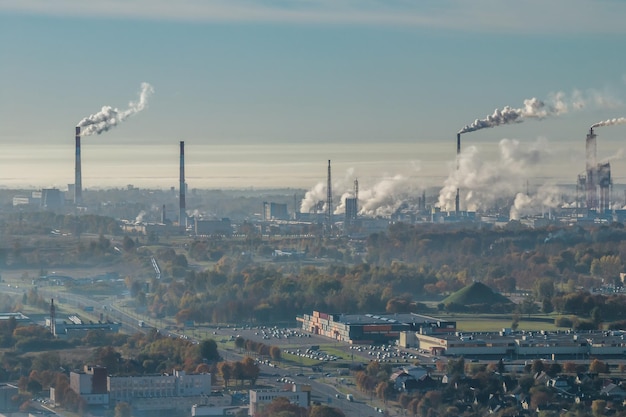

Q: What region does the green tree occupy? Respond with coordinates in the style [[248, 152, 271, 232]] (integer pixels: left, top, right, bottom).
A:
[[235, 336, 245, 350], [446, 357, 465, 377], [591, 306, 602, 328], [122, 235, 135, 252], [93, 346, 121, 374], [199, 339, 220, 362], [534, 278, 555, 300]]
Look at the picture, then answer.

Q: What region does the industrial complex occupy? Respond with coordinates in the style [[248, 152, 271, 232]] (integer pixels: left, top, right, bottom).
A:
[[6, 116, 626, 241], [299, 310, 626, 360]]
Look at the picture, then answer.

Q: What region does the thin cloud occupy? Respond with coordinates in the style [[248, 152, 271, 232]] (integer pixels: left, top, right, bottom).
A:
[[2, 0, 626, 34]]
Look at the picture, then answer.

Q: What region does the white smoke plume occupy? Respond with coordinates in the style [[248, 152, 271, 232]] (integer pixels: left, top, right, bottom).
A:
[[77, 82, 154, 136], [357, 175, 417, 217], [458, 90, 593, 134], [438, 138, 549, 212], [592, 117, 626, 128], [301, 166, 422, 218], [134, 210, 147, 224], [509, 184, 563, 220], [300, 182, 326, 214]]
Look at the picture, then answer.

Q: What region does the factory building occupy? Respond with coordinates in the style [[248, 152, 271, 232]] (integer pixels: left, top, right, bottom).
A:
[[344, 197, 358, 223], [263, 202, 289, 221], [65, 365, 212, 413], [249, 384, 310, 417], [41, 188, 65, 210], [108, 370, 212, 412], [70, 365, 109, 405], [46, 317, 121, 338], [298, 311, 456, 344], [194, 218, 232, 236], [403, 329, 626, 359]]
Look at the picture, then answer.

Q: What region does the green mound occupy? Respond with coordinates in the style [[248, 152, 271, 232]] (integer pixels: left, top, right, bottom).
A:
[[442, 281, 513, 306]]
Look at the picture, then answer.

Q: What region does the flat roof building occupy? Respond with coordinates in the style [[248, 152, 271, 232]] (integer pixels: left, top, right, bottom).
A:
[[298, 311, 456, 344], [249, 384, 310, 417]]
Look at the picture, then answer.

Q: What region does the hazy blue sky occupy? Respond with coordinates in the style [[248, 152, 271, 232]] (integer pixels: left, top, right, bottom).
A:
[[2, 1, 626, 193]]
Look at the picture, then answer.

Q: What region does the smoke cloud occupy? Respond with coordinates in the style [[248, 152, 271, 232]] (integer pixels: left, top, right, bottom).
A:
[[592, 117, 626, 128], [300, 182, 326, 214], [438, 138, 552, 212], [77, 82, 154, 136], [301, 166, 422, 218], [357, 175, 418, 217], [509, 184, 563, 220], [458, 90, 595, 134]]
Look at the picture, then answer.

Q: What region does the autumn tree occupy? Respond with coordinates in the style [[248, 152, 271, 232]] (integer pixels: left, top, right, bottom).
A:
[[589, 359, 609, 374], [218, 362, 233, 388], [241, 356, 260, 386], [591, 399, 607, 417], [256, 397, 306, 417], [309, 405, 346, 417], [375, 380, 395, 403], [269, 345, 281, 361]]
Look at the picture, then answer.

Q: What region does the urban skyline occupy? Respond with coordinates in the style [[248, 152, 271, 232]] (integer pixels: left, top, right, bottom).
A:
[[2, 1, 626, 198]]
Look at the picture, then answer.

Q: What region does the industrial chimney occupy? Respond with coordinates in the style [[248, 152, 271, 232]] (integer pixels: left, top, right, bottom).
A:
[[75, 126, 82, 205], [586, 128, 597, 212], [50, 299, 56, 336], [326, 160, 332, 235], [455, 133, 461, 215], [179, 141, 186, 228]]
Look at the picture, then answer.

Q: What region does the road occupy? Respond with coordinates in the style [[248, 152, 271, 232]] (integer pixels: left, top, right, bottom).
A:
[[16, 286, 406, 416]]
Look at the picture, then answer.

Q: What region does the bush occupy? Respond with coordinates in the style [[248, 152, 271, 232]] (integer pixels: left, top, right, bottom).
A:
[[574, 320, 597, 331], [555, 316, 574, 328]]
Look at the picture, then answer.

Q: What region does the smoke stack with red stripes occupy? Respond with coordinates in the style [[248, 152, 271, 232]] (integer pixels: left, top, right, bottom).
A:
[[75, 126, 82, 205], [179, 141, 186, 228]]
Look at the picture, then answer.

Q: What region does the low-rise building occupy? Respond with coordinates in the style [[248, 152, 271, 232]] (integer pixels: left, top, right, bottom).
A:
[[108, 370, 212, 412], [249, 384, 310, 416], [0, 384, 18, 412], [70, 365, 109, 405], [408, 329, 626, 359], [299, 311, 456, 344]]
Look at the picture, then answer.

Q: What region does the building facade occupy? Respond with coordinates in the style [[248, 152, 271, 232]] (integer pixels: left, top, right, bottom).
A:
[[69, 365, 109, 405], [108, 370, 212, 411], [298, 311, 456, 344], [249, 384, 310, 416]]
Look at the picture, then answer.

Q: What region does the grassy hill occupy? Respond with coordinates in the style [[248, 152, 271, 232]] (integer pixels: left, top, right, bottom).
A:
[[442, 282, 513, 306]]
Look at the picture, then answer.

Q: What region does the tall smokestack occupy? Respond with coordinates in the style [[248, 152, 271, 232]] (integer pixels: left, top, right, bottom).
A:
[[50, 299, 56, 336], [455, 133, 460, 215], [354, 178, 359, 215], [326, 160, 332, 235], [179, 141, 186, 228], [75, 126, 82, 205], [586, 128, 597, 212]]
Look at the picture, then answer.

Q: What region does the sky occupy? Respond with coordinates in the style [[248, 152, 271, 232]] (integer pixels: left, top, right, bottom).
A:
[[2, 0, 626, 202]]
